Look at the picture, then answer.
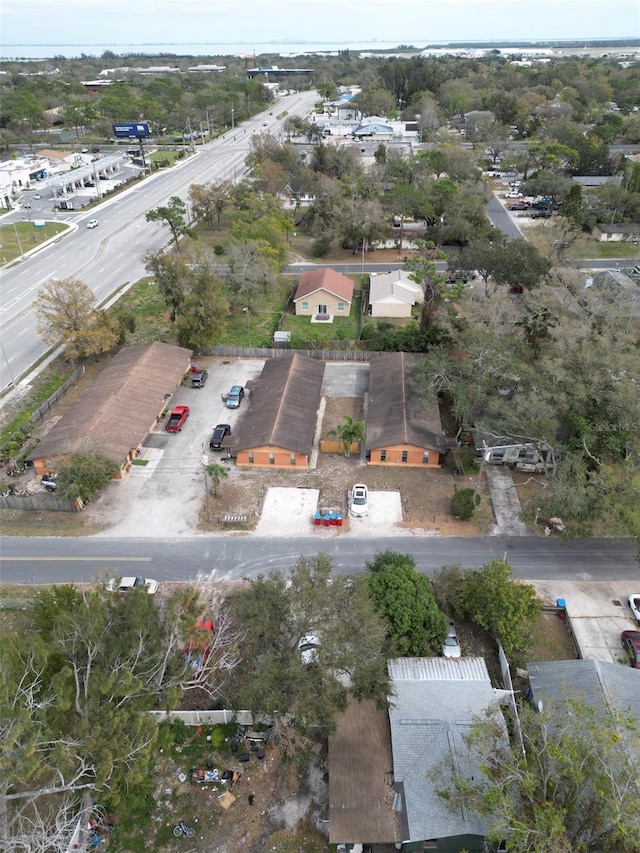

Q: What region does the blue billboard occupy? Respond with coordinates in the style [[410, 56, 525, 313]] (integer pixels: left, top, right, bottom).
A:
[[112, 122, 151, 139]]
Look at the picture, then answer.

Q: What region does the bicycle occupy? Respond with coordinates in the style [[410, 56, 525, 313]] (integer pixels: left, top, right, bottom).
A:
[[173, 821, 195, 838]]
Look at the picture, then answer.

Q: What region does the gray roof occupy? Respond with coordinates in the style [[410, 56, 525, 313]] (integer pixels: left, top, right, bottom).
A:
[[232, 354, 325, 456], [527, 659, 640, 723], [388, 657, 501, 843], [366, 352, 454, 453], [369, 271, 423, 306]]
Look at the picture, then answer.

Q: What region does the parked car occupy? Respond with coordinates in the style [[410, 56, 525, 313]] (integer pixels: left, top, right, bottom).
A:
[[350, 483, 368, 517], [41, 472, 58, 492], [629, 595, 640, 625], [165, 405, 190, 432], [446, 271, 469, 285], [106, 576, 158, 594], [298, 633, 320, 665], [505, 191, 523, 199], [86, 219, 99, 229], [190, 369, 208, 388], [442, 619, 462, 658], [621, 630, 640, 668], [531, 210, 552, 219], [509, 202, 529, 211], [209, 423, 231, 450], [223, 385, 245, 409]]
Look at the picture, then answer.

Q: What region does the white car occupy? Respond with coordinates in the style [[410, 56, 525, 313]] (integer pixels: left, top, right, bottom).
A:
[[87, 219, 99, 229], [350, 483, 368, 517], [33, 193, 41, 199], [442, 619, 462, 658], [629, 595, 640, 625], [106, 576, 158, 594], [298, 634, 320, 665], [505, 191, 523, 199]]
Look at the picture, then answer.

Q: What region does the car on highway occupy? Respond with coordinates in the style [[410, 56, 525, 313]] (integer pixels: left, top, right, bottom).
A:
[[350, 483, 368, 517], [209, 423, 231, 450], [33, 193, 41, 199], [298, 633, 320, 665], [629, 595, 640, 625], [223, 385, 245, 409], [190, 369, 208, 388], [86, 219, 99, 229], [262, 121, 269, 126], [442, 619, 462, 658], [106, 576, 159, 594], [621, 630, 640, 668], [165, 405, 190, 432]]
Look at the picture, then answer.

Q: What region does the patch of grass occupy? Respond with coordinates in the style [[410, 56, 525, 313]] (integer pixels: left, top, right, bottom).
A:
[[0, 221, 68, 264], [131, 458, 149, 466], [0, 508, 105, 537], [527, 610, 579, 660], [263, 823, 329, 852]]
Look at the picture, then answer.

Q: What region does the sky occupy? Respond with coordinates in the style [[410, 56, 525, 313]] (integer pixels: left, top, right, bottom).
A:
[[1, 0, 638, 52]]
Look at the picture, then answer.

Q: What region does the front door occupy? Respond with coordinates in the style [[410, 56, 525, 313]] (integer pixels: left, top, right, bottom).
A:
[[318, 303, 327, 314]]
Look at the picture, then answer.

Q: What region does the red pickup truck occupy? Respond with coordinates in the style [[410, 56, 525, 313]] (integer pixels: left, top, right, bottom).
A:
[[165, 405, 190, 432]]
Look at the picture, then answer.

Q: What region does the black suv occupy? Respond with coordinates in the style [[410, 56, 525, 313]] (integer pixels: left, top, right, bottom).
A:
[[190, 369, 208, 388], [531, 210, 552, 219], [209, 424, 231, 450]]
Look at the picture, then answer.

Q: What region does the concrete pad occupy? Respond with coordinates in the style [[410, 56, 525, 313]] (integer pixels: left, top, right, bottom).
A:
[[255, 487, 320, 537], [484, 465, 530, 536], [531, 580, 636, 664]]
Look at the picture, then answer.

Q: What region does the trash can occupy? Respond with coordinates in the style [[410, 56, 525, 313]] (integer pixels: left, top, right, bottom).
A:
[[330, 512, 338, 526], [556, 598, 567, 620], [324, 514, 331, 527], [336, 514, 343, 527], [314, 513, 322, 526]]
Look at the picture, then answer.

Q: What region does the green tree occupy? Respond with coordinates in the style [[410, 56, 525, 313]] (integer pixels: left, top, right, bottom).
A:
[[143, 251, 189, 322], [450, 486, 480, 520], [327, 415, 365, 457], [55, 450, 120, 501], [205, 462, 228, 496], [145, 196, 195, 252], [366, 550, 447, 656], [228, 554, 389, 732], [176, 265, 229, 350], [460, 559, 541, 658], [33, 277, 119, 361], [437, 700, 640, 853]]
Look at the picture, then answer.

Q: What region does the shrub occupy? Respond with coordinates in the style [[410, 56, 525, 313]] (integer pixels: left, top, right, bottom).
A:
[[311, 236, 332, 257], [451, 487, 480, 520]]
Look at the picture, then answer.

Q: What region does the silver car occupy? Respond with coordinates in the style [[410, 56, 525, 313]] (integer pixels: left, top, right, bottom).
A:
[[442, 619, 461, 658]]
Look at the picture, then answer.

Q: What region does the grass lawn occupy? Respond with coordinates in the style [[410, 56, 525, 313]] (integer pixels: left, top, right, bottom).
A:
[[0, 221, 69, 264]]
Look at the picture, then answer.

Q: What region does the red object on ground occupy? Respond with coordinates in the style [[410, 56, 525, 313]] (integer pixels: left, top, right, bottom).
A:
[[324, 515, 330, 527]]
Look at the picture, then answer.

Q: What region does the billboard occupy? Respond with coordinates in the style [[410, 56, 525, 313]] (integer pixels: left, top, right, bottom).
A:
[[112, 122, 151, 139]]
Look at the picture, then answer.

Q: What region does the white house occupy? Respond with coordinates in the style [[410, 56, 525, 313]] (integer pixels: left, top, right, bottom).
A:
[[369, 270, 423, 318]]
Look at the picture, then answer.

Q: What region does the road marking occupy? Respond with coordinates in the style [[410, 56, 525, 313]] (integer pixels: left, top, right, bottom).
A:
[[0, 556, 151, 562]]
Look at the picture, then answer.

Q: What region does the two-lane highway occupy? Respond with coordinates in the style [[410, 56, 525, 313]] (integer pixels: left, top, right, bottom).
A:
[[0, 535, 637, 586]]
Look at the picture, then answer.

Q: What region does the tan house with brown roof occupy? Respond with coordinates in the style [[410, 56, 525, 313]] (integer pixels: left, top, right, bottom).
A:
[[28, 342, 192, 477], [366, 352, 454, 467], [232, 354, 325, 468], [293, 268, 354, 318]]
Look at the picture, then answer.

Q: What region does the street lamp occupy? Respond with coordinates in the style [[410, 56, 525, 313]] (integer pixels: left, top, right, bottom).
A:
[[243, 307, 251, 347], [231, 107, 235, 130], [12, 222, 25, 260]]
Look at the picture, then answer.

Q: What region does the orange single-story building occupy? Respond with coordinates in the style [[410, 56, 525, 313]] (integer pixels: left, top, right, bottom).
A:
[[293, 268, 354, 318], [366, 352, 454, 467], [232, 354, 325, 468], [28, 341, 192, 477]]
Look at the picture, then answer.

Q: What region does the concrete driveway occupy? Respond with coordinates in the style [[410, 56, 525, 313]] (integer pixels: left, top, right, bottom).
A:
[[88, 358, 265, 537]]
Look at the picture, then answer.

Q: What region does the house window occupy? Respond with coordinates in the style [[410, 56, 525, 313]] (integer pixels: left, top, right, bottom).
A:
[[380, 449, 387, 461], [401, 450, 408, 463], [290, 453, 296, 466], [422, 451, 430, 464], [301, 301, 309, 310], [337, 302, 345, 311], [269, 453, 275, 465], [248, 452, 254, 464]]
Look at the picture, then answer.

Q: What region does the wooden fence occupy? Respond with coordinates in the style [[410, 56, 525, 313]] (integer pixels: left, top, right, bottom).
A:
[[0, 493, 80, 512], [201, 346, 374, 361]]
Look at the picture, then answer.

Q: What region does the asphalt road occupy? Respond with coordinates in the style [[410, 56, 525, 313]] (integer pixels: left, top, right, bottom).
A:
[[0, 535, 637, 586], [0, 91, 318, 391]]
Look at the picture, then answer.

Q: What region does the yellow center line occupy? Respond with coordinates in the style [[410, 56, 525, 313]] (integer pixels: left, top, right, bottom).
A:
[[0, 556, 152, 561]]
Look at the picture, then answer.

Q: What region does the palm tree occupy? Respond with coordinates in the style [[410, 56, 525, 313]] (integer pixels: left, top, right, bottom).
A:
[[327, 415, 366, 458], [206, 462, 229, 496]]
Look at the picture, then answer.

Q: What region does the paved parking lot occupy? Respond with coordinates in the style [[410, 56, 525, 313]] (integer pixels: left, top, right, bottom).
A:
[[89, 358, 265, 537]]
